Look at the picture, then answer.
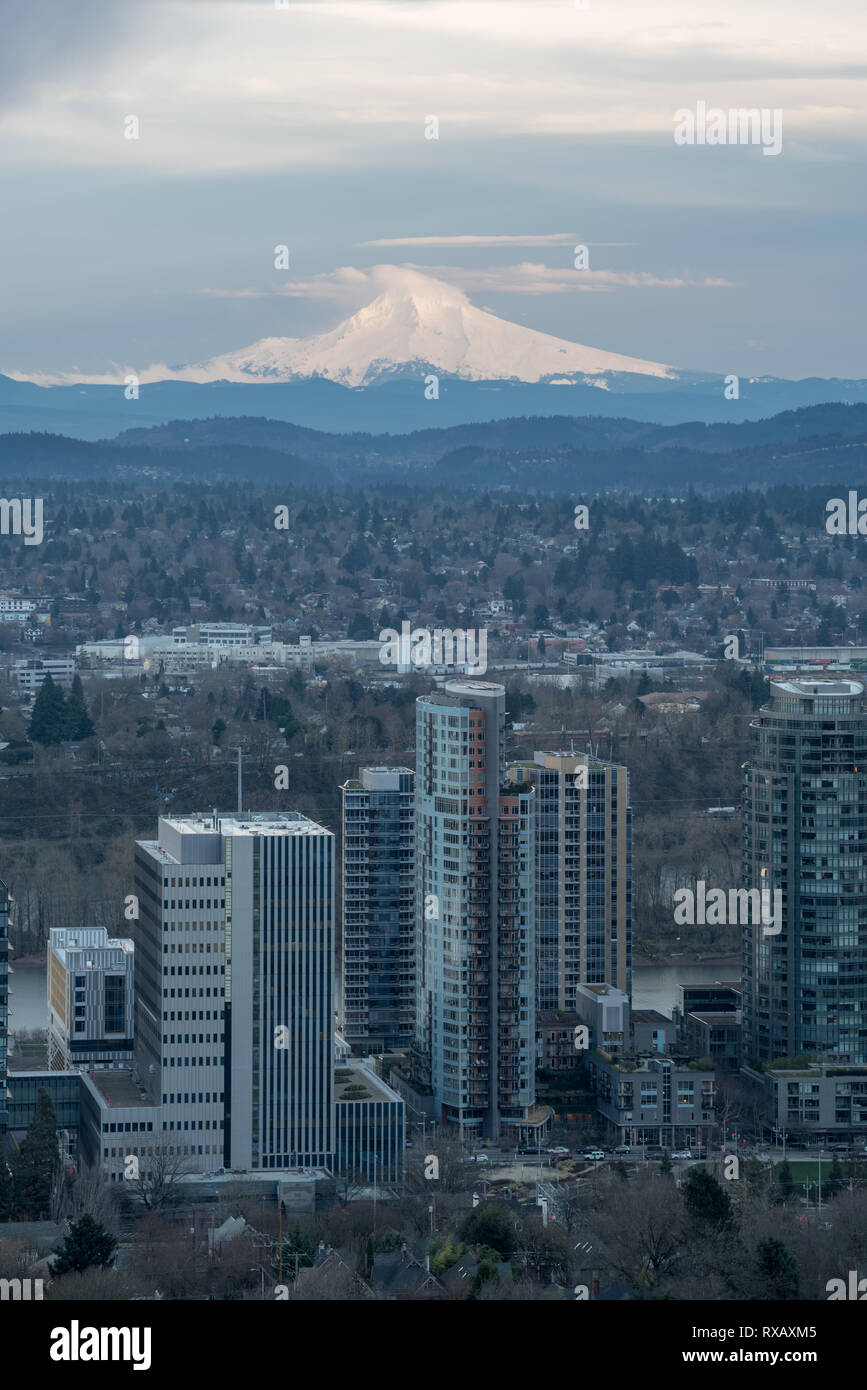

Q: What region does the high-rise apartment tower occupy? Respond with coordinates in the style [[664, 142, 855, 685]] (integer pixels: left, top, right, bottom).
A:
[[415, 682, 536, 1140]]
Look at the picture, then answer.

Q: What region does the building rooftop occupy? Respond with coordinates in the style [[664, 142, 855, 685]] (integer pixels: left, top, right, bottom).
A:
[[49, 927, 133, 960], [160, 811, 328, 837], [444, 680, 505, 697], [419, 682, 506, 709], [771, 678, 863, 697], [87, 1070, 154, 1108], [334, 1062, 402, 1104]]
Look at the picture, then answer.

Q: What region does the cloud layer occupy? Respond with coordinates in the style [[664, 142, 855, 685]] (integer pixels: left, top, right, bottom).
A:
[[203, 261, 732, 302], [1, 0, 865, 172]]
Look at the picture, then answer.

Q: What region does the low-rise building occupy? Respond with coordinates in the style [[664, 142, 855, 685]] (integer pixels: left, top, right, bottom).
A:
[[685, 1011, 741, 1073], [742, 1061, 867, 1145], [575, 983, 631, 1055], [334, 1062, 405, 1187], [0, 597, 49, 626], [12, 657, 75, 694], [672, 982, 741, 1047], [78, 1070, 160, 1182], [537, 1011, 580, 1071], [631, 1009, 676, 1056], [47, 927, 135, 1072], [587, 1053, 716, 1149]]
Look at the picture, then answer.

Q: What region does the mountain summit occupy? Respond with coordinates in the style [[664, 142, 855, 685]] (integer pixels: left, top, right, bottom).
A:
[[10, 265, 676, 388], [222, 265, 676, 386]]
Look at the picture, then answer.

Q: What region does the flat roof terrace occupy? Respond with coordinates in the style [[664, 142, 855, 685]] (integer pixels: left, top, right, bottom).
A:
[[161, 812, 327, 837], [88, 1071, 153, 1108]]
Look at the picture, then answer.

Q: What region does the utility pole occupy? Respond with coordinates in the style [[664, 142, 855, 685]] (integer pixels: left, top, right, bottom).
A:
[[237, 745, 242, 812]]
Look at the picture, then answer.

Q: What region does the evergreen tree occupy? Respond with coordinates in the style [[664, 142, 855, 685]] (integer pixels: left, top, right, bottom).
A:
[[754, 1237, 799, 1299], [458, 1203, 516, 1256], [0, 1159, 14, 1221], [51, 1214, 117, 1276], [827, 1155, 845, 1198], [11, 1087, 60, 1218], [64, 674, 95, 740], [681, 1166, 732, 1230], [347, 610, 375, 640], [503, 572, 526, 608], [775, 1158, 794, 1202], [274, 1224, 316, 1278], [27, 674, 69, 746]]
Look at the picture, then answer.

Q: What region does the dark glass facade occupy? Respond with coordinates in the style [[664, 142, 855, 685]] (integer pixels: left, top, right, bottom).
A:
[[0, 879, 8, 1134], [341, 768, 415, 1051], [515, 753, 632, 1012], [104, 975, 126, 1035], [743, 680, 867, 1064], [416, 683, 535, 1140]]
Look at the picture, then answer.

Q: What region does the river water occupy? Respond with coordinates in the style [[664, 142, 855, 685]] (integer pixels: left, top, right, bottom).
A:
[[8, 962, 49, 1034], [631, 959, 740, 1015]]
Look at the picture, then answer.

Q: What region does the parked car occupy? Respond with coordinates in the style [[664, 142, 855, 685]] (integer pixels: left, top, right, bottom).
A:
[[671, 1149, 692, 1160], [547, 1145, 570, 1156], [583, 1149, 605, 1162], [829, 1142, 851, 1152], [467, 1153, 489, 1164], [614, 1144, 631, 1155], [518, 1144, 542, 1155]]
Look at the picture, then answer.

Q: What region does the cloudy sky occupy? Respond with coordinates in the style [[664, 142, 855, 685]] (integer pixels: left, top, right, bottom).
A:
[[2, 0, 865, 379]]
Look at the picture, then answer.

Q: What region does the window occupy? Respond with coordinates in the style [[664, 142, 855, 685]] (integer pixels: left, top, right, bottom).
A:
[[104, 975, 126, 1034]]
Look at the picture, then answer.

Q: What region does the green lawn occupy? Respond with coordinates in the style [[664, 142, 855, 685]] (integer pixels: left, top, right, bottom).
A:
[[784, 1160, 845, 1183]]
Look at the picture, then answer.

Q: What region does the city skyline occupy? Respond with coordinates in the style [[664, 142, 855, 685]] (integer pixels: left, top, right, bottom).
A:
[[3, 0, 867, 1325]]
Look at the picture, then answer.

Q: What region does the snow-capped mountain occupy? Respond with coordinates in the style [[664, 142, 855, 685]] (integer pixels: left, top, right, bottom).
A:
[[10, 266, 677, 388]]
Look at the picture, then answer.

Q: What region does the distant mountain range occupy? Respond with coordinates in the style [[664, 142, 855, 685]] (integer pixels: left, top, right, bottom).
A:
[[3, 267, 867, 438], [3, 402, 867, 494]]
